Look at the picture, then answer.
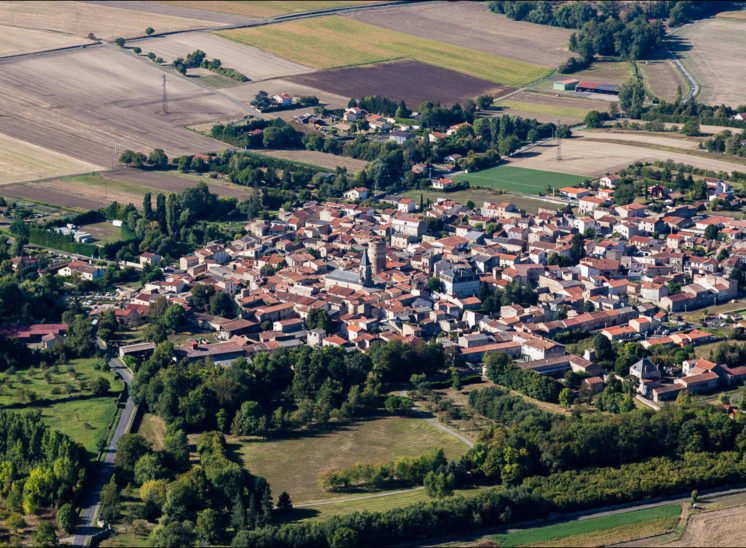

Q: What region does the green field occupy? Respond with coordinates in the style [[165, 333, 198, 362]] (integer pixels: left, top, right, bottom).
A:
[[399, 188, 562, 215], [495, 99, 591, 120], [0, 358, 124, 407], [237, 416, 469, 503], [216, 16, 550, 86], [63, 173, 152, 197], [39, 396, 120, 455], [453, 165, 589, 194], [492, 504, 681, 547]]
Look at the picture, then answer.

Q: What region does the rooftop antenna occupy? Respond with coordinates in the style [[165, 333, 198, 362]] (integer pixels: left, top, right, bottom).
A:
[[556, 119, 562, 161], [161, 74, 168, 114]]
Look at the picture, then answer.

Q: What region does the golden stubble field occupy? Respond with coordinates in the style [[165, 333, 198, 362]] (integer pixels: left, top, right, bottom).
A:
[[0, 24, 93, 56], [676, 18, 746, 106], [0, 133, 102, 185], [0, 1, 218, 41], [133, 31, 314, 81]]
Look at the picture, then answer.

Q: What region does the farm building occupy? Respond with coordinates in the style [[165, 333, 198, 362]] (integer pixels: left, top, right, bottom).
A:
[[432, 177, 455, 190], [575, 81, 619, 95], [553, 78, 579, 90]]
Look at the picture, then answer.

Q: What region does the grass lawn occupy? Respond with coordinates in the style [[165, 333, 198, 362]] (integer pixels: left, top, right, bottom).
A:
[[399, 188, 562, 215], [492, 503, 681, 547], [494, 99, 590, 120], [236, 415, 469, 503], [38, 396, 120, 455], [62, 173, 153, 197], [453, 165, 589, 195], [297, 485, 493, 522], [533, 60, 635, 91], [81, 221, 123, 245], [194, 73, 243, 89], [137, 413, 167, 451], [0, 358, 124, 407], [216, 16, 549, 86]]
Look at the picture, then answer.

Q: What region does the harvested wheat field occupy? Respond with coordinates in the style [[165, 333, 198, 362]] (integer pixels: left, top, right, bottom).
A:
[[509, 135, 746, 177], [667, 504, 746, 546], [495, 91, 611, 123], [346, 1, 572, 67], [290, 60, 513, 108], [576, 129, 703, 150], [0, 24, 93, 57], [676, 18, 746, 106], [108, 169, 255, 200], [0, 133, 103, 185], [157, 1, 379, 19], [133, 31, 314, 81], [0, 1, 217, 41], [0, 47, 246, 168], [638, 59, 688, 102], [255, 150, 368, 173]]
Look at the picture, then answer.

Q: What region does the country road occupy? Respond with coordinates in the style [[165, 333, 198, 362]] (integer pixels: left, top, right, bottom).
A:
[[71, 359, 135, 548]]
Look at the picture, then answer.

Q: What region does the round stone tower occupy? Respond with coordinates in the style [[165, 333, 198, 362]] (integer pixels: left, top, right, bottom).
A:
[[369, 239, 386, 276]]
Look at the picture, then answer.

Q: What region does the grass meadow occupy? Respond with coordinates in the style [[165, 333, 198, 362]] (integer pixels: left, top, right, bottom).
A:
[[236, 416, 469, 503], [453, 165, 588, 194], [39, 396, 120, 455], [492, 503, 681, 547], [494, 99, 591, 120], [216, 16, 550, 86]]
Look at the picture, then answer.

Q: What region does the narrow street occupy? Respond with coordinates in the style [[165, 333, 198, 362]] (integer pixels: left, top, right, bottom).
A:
[[71, 359, 135, 548]]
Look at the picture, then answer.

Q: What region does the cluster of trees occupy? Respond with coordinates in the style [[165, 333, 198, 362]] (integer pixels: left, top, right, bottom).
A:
[[108, 429, 275, 546], [0, 411, 87, 520], [483, 351, 563, 403], [478, 280, 539, 313], [98, 183, 244, 262], [468, 386, 546, 426], [643, 99, 746, 129], [319, 448, 451, 491], [704, 129, 746, 157], [173, 49, 248, 82], [119, 148, 169, 170], [131, 339, 448, 437]]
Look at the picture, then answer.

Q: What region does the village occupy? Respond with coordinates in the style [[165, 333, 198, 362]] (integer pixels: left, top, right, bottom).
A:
[[10, 166, 743, 411]]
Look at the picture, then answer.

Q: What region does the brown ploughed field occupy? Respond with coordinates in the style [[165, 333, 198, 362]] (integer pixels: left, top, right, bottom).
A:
[[0, 47, 246, 168], [2, 180, 142, 211], [289, 60, 514, 107], [0, 24, 93, 57], [345, 1, 572, 67]]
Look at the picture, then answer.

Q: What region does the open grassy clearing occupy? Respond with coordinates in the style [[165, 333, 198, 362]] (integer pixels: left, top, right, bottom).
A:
[[252, 149, 368, 174], [237, 415, 469, 503], [159, 1, 378, 18], [507, 134, 746, 177], [216, 16, 550, 86], [492, 504, 680, 547], [345, 1, 572, 67], [189, 71, 242, 89], [0, 132, 103, 185], [494, 99, 590, 121], [83, 221, 125, 245], [676, 18, 746, 106], [638, 59, 689, 102], [0, 358, 124, 407], [716, 7, 746, 20], [38, 396, 120, 455], [0, 1, 217, 41], [399, 188, 562, 215], [134, 31, 314, 81], [108, 168, 256, 200], [137, 413, 167, 451], [454, 165, 589, 195]]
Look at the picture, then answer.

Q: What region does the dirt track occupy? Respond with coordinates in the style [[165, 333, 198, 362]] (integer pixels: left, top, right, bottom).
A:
[[0, 46, 246, 169], [133, 32, 314, 81], [345, 1, 571, 67]]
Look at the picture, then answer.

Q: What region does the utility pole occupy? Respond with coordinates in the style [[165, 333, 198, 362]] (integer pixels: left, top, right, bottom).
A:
[[556, 119, 562, 161], [161, 74, 168, 114]]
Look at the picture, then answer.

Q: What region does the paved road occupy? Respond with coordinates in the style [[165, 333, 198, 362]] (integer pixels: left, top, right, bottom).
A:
[[71, 359, 135, 548]]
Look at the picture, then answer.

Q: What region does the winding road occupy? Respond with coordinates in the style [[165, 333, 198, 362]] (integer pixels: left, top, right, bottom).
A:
[[71, 359, 135, 548]]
